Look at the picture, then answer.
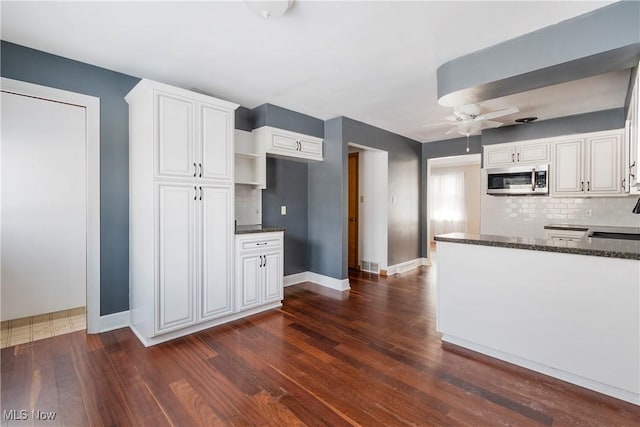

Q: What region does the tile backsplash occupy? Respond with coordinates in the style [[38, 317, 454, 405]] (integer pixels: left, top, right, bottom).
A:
[[235, 185, 262, 226], [481, 194, 640, 238]]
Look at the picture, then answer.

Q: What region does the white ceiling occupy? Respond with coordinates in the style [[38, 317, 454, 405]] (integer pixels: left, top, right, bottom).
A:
[[1, 0, 621, 143]]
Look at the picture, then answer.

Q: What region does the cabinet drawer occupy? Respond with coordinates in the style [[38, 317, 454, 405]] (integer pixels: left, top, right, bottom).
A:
[[238, 235, 282, 251]]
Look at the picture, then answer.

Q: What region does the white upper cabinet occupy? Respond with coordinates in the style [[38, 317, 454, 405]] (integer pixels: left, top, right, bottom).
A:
[[127, 79, 238, 183], [484, 140, 549, 168], [552, 129, 624, 196], [253, 126, 323, 161]]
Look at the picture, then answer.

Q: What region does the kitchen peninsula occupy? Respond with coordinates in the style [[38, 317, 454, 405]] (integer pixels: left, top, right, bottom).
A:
[[434, 232, 640, 405]]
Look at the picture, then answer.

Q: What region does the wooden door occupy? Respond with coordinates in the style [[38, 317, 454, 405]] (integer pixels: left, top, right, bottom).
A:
[[348, 153, 359, 270], [1, 91, 87, 320], [156, 183, 197, 334]]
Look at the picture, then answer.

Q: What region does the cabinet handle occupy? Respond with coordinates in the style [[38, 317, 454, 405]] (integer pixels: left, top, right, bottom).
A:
[[199, 186, 202, 201], [580, 181, 584, 192], [198, 163, 202, 178], [259, 255, 262, 268], [517, 152, 520, 162], [194, 186, 197, 200], [263, 255, 267, 267], [256, 242, 268, 246], [587, 181, 590, 192], [622, 178, 626, 189], [193, 163, 197, 177], [511, 153, 514, 162]]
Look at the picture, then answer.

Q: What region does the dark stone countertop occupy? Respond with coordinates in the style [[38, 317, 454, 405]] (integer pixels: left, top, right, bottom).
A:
[[434, 232, 640, 260], [235, 224, 286, 235]]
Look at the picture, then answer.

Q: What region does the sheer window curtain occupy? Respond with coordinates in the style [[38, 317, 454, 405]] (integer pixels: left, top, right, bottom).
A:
[[430, 171, 467, 240]]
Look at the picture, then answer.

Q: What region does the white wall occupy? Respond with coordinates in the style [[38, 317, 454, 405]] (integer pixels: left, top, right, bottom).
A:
[[481, 172, 640, 238], [357, 148, 388, 270]]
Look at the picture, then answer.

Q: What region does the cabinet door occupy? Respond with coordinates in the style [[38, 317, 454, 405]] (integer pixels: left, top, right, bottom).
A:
[[484, 146, 515, 167], [517, 142, 549, 164], [156, 184, 197, 334], [553, 139, 584, 195], [238, 253, 262, 310], [298, 137, 323, 160], [156, 92, 195, 179], [263, 251, 283, 303], [199, 185, 234, 321], [270, 132, 298, 154], [587, 135, 622, 194], [199, 103, 233, 182]]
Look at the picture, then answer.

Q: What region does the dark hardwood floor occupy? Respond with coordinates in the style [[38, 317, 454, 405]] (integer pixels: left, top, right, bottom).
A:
[[2, 266, 639, 426]]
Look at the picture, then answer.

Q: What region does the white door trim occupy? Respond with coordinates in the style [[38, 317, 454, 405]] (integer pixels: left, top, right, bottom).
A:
[[1, 77, 101, 333]]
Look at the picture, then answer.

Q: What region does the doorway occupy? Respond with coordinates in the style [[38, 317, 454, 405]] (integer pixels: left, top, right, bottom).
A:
[[1, 78, 100, 335], [426, 153, 481, 261], [347, 143, 388, 274]]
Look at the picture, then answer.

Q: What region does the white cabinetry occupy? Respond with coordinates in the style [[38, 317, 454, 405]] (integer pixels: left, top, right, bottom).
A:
[[236, 233, 283, 311], [253, 126, 323, 161], [234, 129, 266, 188], [626, 67, 639, 193], [127, 79, 238, 346], [552, 130, 624, 196], [484, 140, 549, 168]]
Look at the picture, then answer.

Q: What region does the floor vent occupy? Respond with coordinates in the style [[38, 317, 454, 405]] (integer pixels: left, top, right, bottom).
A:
[[361, 260, 379, 274]]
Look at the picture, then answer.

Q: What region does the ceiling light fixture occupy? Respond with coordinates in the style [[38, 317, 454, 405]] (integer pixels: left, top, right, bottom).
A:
[[515, 116, 538, 123], [245, 0, 294, 19]]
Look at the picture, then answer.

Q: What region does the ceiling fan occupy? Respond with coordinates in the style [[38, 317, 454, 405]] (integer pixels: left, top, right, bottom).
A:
[[424, 103, 520, 137]]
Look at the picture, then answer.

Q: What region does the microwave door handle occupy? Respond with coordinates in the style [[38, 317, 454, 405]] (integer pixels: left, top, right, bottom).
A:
[[532, 169, 536, 192]]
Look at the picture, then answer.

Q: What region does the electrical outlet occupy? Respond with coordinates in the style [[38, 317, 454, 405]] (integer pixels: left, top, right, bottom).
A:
[[281, 205, 287, 215]]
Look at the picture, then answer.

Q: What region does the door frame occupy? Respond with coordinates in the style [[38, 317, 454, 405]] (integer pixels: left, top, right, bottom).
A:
[[1, 77, 101, 333]]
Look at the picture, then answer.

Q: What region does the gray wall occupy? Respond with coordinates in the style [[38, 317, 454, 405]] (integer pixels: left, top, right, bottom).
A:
[[342, 118, 422, 266], [308, 118, 348, 279], [262, 158, 309, 275], [1, 41, 141, 315], [253, 103, 324, 276], [437, 1, 640, 105]]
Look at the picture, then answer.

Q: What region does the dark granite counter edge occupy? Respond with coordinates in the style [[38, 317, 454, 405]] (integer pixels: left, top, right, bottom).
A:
[[235, 226, 286, 235], [434, 235, 640, 261]]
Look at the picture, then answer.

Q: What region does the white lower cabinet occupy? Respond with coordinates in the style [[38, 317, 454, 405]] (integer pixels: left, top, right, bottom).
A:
[[236, 232, 284, 311], [155, 183, 234, 335]]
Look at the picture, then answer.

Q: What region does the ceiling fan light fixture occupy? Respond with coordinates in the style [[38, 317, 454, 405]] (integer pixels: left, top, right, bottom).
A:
[[515, 116, 538, 123], [244, 0, 294, 19]]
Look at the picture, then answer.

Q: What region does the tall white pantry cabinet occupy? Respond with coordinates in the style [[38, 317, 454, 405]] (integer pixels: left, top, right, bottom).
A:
[[126, 79, 238, 346]]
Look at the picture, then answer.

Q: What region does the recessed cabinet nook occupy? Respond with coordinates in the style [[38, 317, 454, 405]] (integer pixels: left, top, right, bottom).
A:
[[126, 79, 284, 346], [484, 128, 629, 197]]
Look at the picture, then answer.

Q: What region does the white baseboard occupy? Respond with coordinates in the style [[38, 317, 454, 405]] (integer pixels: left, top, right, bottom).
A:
[[443, 335, 640, 406], [98, 310, 130, 333], [385, 257, 430, 275], [284, 271, 350, 291]]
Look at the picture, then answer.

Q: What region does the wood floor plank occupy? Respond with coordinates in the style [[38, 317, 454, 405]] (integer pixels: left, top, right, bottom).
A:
[[2, 266, 639, 426]]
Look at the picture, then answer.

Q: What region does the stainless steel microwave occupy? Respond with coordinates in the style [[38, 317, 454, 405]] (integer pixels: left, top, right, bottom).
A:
[[486, 164, 549, 195]]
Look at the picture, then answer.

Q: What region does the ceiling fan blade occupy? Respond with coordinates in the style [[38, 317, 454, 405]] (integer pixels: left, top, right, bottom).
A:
[[445, 126, 459, 135], [475, 107, 519, 121], [480, 120, 504, 130]]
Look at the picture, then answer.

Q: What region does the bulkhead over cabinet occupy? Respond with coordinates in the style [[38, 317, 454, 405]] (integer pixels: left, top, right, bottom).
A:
[[126, 79, 238, 346]]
